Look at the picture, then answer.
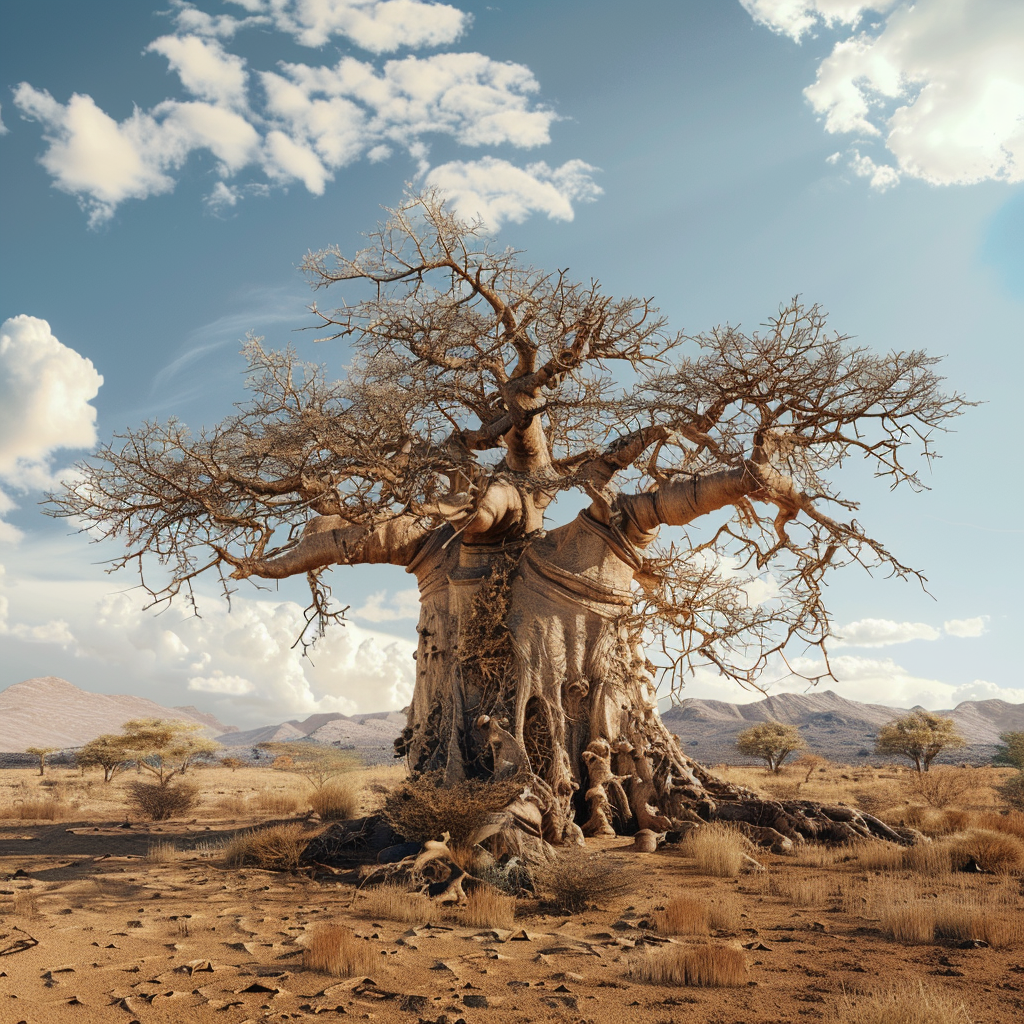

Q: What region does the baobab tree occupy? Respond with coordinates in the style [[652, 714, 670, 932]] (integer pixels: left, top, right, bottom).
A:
[[52, 191, 968, 848]]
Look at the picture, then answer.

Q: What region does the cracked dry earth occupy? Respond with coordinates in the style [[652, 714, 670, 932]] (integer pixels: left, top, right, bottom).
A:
[[2, 826, 1024, 1024]]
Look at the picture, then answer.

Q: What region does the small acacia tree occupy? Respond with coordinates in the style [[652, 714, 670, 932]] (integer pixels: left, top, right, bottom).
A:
[[875, 710, 966, 773], [50, 190, 971, 845], [735, 722, 806, 773], [76, 734, 132, 782], [25, 746, 57, 777], [258, 742, 358, 792], [120, 718, 220, 787]]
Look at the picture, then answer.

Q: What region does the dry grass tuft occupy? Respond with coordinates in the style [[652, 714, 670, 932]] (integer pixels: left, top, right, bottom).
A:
[[533, 850, 634, 914], [683, 823, 751, 877], [947, 828, 1024, 874], [356, 882, 437, 925], [458, 887, 516, 929], [310, 778, 360, 821], [302, 924, 377, 977], [974, 810, 1024, 840], [630, 943, 746, 988], [254, 789, 305, 816], [145, 840, 181, 863], [223, 822, 313, 872], [879, 903, 935, 944], [0, 796, 72, 820], [829, 982, 974, 1023], [653, 897, 709, 935]]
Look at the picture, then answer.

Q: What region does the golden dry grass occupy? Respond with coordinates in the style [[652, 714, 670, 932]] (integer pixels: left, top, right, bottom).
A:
[[652, 896, 709, 935], [253, 788, 305, 816], [302, 924, 377, 977], [310, 778, 361, 820], [683, 823, 750, 877], [222, 822, 314, 872], [829, 982, 974, 1024], [631, 943, 747, 987], [947, 828, 1024, 874], [145, 840, 181, 863], [459, 887, 516, 929], [0, 796, 72, 820], [355, 882, 437, 925]]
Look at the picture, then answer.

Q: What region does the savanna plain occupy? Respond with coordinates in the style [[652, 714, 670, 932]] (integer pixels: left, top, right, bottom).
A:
[[2, 759, 1023, 1024]]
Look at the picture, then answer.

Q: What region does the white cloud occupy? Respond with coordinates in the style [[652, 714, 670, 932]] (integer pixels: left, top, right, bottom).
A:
[[0, 555, 416, 723], [13, 85, 261, 225], [147, 34, 250, 108], [848, 148, 900, 190], [834, 617, 939, 647], [256, 0, 470, 52], [16, 7, 595, 227], [188, 671, 256, 695], [0, 102, 8, 135], [944, 616, 986, 638], [353, 587, 420, 622], [740, 1, 893, 42], [424, 157, 601, 229], [0, 316, 103, 540], [742, 0, 1024, 187]]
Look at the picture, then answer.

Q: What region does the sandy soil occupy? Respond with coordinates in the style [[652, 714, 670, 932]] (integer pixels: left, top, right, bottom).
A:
[[2, 764, 1022, 1024]]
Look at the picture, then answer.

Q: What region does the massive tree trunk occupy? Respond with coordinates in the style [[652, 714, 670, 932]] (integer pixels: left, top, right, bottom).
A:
[[390, 506, 905, 849]]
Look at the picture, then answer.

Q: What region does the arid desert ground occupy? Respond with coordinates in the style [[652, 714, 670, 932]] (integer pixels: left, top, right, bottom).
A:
[[2, 761, 1023, 1024]]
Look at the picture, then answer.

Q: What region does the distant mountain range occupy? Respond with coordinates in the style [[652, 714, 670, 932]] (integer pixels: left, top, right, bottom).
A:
[[0, 676, 237, 752], [661, 689, 1024, 765], [2, 677, 1021, 767]]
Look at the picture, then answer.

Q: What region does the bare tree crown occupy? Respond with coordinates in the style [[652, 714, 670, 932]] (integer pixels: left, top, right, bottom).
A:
[[51, 190, 970, 693]]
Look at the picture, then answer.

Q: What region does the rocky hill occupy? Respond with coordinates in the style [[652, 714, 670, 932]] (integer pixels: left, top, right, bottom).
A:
[[661, 689, 1024, 765], [0, 677, 236, 753]]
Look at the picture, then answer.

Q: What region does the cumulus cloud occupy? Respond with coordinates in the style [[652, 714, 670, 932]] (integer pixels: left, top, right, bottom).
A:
[[0, 557, 416, 723], [0, 103, 8, 134], [0, 316, 103, 541], [16, 2, 595, 226], [424, 157, 601, 229], [944, 616, 986, 638], [834, 617, 940, 647], [147, 34, 250, 108], [742, 0, 1024, 188]]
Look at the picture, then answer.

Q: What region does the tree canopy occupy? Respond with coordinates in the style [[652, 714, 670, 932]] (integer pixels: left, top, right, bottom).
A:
[[735, 722, 806, 773], [875, 710, 966, 772], [50, 190, 970, 697]]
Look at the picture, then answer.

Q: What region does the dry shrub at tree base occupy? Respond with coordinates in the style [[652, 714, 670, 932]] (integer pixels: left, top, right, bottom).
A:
[[630, 943, 747, 987], [302, 924, 377, 977], [126, 780, 199, 821], [910, 767, 976, 809], [532, 849, 633, 914], [223, 822, 317, 873], [652, 896, 710, 935], [381, 771, 523, 847], [355, 882, 436, 925], [309, 778, 360, 820], [683, 823, 752, 877], [830, 982, 974, 1024]]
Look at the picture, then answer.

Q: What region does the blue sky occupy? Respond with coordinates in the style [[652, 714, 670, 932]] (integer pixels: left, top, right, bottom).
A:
[[1, 0, 1021, 727]]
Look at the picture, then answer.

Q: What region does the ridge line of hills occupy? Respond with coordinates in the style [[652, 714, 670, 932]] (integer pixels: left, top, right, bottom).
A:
[[2, 677, 1021, 766]]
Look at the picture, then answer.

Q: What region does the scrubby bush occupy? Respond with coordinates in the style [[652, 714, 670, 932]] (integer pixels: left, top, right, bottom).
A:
[[533, 850, 633, 913], [947, 828, 1024, 874], [382, 771, 523, 847], [911, 767, 975, 809], [126, 780, 199, 820], [223, 822, 314, 872]]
